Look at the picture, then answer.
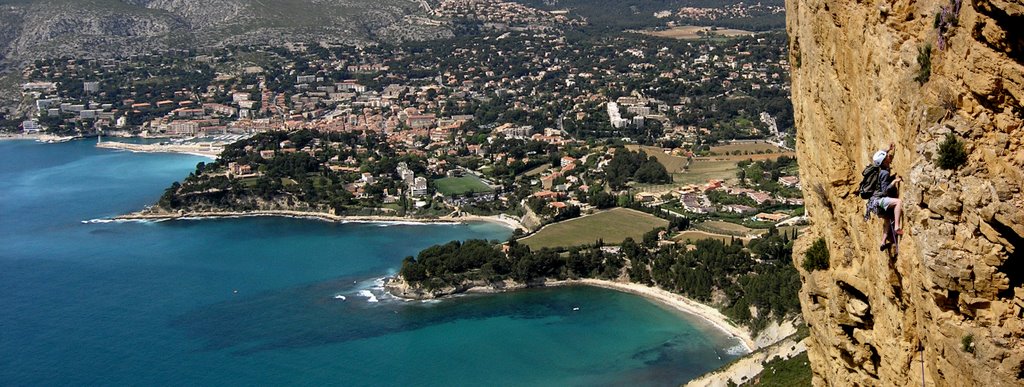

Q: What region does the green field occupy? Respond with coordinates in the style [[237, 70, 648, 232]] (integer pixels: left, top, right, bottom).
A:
[[519, 208, 669, 249], [434, 175, 493, 196], [642, 25, 755, 40], [621, 145, 747, 186], [696, 220, 757, 236], [627, 145, 688, 173], [521, 163, 551, 177], [673, 159, 740, 185], [710, 142, 787, 155], [674, 230, 745, 245]]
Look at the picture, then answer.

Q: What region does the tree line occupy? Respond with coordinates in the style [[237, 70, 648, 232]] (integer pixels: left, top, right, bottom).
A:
[[399, 226, 800, 332]]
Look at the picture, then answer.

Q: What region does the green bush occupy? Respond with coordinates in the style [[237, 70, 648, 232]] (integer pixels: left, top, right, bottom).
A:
[[752, 352, 813, 387], [961, 334, 974, 354], [936, 133, 967, 170], [915, 44, 932, 85], [802, 238, 830, 272]]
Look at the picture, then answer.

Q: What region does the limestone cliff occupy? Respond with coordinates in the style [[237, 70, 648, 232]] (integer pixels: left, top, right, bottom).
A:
[[787, 0, 1023, 385]]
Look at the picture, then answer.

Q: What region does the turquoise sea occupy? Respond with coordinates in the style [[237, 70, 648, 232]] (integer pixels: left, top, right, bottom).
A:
[[0, 140, 743, 386]]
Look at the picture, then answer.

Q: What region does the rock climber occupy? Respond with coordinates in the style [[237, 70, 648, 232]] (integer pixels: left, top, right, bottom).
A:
[[871, 144, 903, 250]]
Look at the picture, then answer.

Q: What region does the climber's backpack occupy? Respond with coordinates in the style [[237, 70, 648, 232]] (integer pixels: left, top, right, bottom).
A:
[[858, 164, 880, 199]]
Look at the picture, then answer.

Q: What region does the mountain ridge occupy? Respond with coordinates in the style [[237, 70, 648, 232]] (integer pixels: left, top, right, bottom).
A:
[[0, 0, 448, 68]]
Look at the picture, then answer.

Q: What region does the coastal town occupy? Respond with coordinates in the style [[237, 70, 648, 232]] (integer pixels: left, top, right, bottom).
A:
[[10, 21, 800, 236]]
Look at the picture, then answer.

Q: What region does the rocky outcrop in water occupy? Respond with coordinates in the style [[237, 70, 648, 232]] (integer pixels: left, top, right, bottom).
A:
[[788, 0, 1023, 385]]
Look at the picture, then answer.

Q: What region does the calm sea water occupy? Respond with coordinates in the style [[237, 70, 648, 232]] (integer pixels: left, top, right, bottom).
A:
[[0, 140, 742, 386]]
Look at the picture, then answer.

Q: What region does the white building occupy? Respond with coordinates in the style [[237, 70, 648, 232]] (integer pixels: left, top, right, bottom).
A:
[[21, 120, 42, 133], [83, 81, 100, 93], [410, 176, 429, 197], [361, 172, 375, 185], [607, 102, 629, 129]]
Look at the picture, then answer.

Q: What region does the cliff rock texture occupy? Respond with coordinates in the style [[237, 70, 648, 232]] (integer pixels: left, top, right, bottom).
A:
[[787, 0, 1023, 386]]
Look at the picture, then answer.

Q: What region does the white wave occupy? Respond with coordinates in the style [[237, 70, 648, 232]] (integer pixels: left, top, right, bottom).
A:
[[357, 290, 379, 303], [351, 276, 387, 291], [82, 218, 164, 224], [81, 218, 117, 224], [179, 215, 242, 220], [724, 341, 749, 356]]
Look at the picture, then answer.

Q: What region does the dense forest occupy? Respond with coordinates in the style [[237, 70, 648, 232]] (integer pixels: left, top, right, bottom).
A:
[[398, 226, 800, 332]]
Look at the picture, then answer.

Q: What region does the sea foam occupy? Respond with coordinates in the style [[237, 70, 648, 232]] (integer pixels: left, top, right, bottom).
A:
[[82, 218, 165, 224], [724, 341, 749, 356], [82, 218, 118, 224], [357, 290, 379, 303]]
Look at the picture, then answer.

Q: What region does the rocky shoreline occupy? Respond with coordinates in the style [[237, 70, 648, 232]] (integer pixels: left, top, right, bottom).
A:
[[115, 208, 527, 231], [96, 140, 222, 158]]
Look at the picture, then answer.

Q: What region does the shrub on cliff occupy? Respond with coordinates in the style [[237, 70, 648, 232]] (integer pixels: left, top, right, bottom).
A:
[[802, 238, 829, 272], [936, 133, 967, 170], [961, 334, 975, 354], [914, 44, 932, 85]]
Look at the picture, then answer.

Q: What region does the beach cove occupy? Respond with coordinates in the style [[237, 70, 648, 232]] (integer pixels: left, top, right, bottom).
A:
[[0, 140, 748, 386]]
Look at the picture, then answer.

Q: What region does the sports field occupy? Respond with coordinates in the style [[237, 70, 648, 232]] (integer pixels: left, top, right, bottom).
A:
[[519, 207, 669, 250], [434, 175, 493, 196]]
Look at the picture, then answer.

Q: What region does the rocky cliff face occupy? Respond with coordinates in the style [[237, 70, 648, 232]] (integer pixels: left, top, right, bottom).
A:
[[788, 0, 1023, 385]]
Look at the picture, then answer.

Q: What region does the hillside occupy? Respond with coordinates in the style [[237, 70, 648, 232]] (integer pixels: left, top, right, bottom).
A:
[[0, 0, 447, 68], [788, 0, 1023, 385]]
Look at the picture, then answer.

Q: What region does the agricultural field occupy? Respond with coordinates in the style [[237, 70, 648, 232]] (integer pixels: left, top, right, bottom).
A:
[[710, 141, 787, 156], [520, 163, 551, 177], [624, 145, 761, 186], [673, 230, 747, 245], [673, 159, 740, 185], [641, 25, 755, 40], [434, 175, 493, 196], [672, 227, 804, 245], [695, 220, 758, 236], [627, 145, 688, 173], [519, 207, 669, 249]]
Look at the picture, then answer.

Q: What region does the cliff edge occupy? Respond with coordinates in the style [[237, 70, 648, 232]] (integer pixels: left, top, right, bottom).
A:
[[787, 0, 1023, 386]]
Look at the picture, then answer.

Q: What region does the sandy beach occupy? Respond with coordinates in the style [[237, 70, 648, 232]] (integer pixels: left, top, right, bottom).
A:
[[685, 334, 807, 387], [548, 279, 756, 352], [115, 209, 527, 231], [402, 276, 757, 352]]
